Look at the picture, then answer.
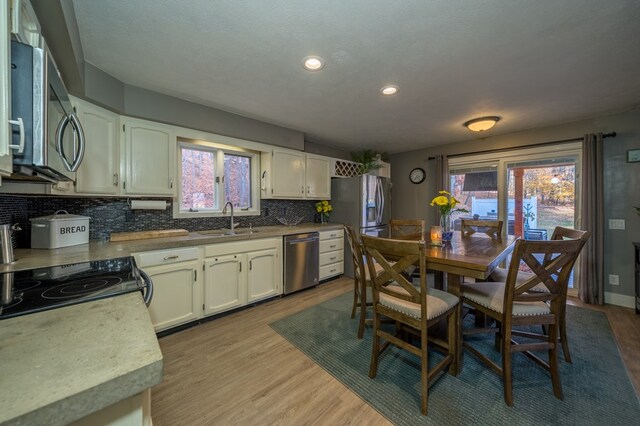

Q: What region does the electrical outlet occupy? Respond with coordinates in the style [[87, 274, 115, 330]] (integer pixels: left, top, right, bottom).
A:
[[608, 274, 620, 285], [608, 219, 625, 230]]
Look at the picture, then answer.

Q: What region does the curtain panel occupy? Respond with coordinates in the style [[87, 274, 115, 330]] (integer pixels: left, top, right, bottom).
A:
[[579, 133, 605, 304]]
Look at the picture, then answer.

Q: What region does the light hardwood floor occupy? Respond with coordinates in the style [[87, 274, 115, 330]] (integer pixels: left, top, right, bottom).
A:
[[151, 278, 640, 425]]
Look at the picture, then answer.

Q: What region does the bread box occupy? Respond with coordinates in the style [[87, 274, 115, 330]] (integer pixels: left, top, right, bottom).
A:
[[30, 210, 91, 249]]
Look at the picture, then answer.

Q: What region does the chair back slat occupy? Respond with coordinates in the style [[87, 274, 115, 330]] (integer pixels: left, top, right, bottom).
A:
[[389, 219, 426, 240], [361, 235, 426, 305], [504, 239, 584, 312], [344, 225, 365, 281], [461, 219, 503, 239]]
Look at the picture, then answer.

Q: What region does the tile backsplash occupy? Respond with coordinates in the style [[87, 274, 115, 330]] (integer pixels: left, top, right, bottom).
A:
[[0, 196, 319, 248]]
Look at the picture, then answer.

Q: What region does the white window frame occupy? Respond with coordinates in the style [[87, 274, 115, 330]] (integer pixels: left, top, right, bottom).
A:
[[174, 139, 260, 218]]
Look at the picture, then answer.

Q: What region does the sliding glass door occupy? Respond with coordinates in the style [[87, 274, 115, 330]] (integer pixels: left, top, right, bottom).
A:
[[448, 143, 582, 294]]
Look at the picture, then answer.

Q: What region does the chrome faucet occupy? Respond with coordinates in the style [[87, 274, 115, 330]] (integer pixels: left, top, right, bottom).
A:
[[222, 202, 237, 234]]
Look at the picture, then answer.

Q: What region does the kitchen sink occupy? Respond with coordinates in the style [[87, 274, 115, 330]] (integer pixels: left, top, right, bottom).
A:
[[198, 229, 259, 236]]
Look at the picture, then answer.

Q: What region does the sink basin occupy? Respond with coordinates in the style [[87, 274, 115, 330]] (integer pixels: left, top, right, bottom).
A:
[[198, 230, 234, 237], [234, 229, 259, 235], [198, 229, 259, 236]]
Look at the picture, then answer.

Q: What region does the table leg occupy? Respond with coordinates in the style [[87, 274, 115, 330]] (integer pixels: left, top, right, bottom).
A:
[[447, 273, 463, 372], [434, 271, 444, 290]]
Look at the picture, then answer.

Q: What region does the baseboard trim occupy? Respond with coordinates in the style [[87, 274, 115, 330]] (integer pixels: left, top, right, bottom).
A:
[[605, 292, 636, 309]]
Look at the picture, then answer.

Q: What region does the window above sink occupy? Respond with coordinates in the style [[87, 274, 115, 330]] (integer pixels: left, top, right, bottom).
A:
[[174, 139, 261, 218]]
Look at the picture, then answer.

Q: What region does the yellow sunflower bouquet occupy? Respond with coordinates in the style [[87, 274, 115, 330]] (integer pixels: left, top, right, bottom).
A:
[[430, 191, 468, 216], [316, 200, 333, 221]]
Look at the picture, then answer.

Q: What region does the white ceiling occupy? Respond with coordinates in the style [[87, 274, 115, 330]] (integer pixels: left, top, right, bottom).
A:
[[71, 0, 640, 154]]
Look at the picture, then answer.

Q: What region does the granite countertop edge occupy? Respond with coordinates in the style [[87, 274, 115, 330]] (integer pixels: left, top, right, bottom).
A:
[[0, 293, 163, 425], [3, 223, 344, 272]]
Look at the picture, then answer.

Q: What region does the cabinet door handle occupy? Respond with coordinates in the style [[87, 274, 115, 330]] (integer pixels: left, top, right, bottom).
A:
[[169, 177, 174, 189], [194, 270, 197, 281], [113, 173, 119, 186], [8, 118, 25, 153], [239, 262, 242, 272], [249, 260, 252, 270], [163, 255, 179, 261]]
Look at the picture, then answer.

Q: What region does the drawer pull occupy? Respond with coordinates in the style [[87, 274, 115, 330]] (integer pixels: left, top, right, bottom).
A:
[[330, 269, 336, 273], [163, 255, 179, 261], [329, 244, 336, 248], [330, 256, 337, 260]]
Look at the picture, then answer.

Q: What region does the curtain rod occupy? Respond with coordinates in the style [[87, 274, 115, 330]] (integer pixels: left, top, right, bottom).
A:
[[427, 131, 616, 160]]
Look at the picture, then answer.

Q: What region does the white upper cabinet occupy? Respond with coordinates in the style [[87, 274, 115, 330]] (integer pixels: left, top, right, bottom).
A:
[[0, 0, 12, 178], [304, 154, 330, 199], [261, 150, 331, 200], [122, 117, 176, 196], [72, 97, 120, 195], [271, 148, 305, 198]]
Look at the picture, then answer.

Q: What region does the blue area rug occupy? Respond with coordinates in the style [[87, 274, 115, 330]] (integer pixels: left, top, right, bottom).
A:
[[270, 292, 640, 425]]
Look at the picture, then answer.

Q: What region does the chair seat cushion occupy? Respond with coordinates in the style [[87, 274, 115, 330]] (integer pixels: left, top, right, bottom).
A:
[[379, 285, 459, 320], [490, 267, 549, 292], [461, 281, 551, 316]]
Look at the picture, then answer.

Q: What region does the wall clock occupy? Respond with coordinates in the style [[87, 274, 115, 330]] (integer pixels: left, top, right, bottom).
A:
[[409, 167, 425, 184]]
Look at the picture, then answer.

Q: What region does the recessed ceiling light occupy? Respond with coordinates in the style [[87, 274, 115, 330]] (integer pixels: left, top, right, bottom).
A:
[[380, 85, 399, 95], [463, 116, 500, 132], [302, 56, 324, 71]]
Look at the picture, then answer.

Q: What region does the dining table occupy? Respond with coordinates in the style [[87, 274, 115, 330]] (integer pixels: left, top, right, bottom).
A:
[[424, 231, 518, 296]]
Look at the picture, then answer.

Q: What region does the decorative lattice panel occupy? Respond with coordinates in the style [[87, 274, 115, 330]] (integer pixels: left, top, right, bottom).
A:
[[332, 160, 362, 177]]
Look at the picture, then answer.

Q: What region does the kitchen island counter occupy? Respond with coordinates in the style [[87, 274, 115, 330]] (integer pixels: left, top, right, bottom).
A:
[[0, 292, 163, 426], [2, 223, 343, 273]]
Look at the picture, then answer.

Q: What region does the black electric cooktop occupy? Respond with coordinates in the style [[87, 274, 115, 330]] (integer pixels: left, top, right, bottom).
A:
[[0, 257, 145, 320]]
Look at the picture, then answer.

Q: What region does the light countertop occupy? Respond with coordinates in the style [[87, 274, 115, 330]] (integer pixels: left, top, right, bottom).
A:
[[0, 292, 163, 426], [2, 223, 343, 273]]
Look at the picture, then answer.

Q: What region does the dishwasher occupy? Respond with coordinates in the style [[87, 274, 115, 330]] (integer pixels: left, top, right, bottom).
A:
[[283, 232, 320, 294]]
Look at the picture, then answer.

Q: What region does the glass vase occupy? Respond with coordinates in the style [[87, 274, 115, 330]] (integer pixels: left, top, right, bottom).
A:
[[440, 214, 453, 242]]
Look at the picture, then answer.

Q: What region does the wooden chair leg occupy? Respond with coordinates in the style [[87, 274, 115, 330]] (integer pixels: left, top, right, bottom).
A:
[[549, 320, 564, 400], [501, 325, 513, 407], [421, 324, 429, 415], [448, 304, 460, 375], [350, 280, 358, 319], [357, 285, 367, 339], [369, 310, 381, 379], [559, 305, 572, 363]]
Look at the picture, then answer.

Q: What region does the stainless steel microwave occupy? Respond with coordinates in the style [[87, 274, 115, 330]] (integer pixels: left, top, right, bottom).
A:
[[9, 40, 85, 182]]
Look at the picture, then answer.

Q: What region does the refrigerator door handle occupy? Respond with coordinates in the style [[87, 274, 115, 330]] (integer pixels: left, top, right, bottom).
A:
[[375, 179, 383, 225], [378, 179, 385, 225]]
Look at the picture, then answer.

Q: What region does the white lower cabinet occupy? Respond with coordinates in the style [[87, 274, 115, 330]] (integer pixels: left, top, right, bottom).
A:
[[204, 238, 282, 316], [134, 248, 202, 332], [134, 238, 283, 331], [247, 248, 280, 302], [203, 254, 245, 315], [319, 229, 344, 280]]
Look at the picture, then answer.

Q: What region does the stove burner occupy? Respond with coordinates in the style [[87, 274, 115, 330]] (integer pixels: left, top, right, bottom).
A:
[[41, 276, 123, 300], [14, 279, 41, 292]]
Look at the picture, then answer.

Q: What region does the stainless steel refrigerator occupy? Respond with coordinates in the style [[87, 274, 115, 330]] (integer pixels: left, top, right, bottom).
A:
[[330, 174, 391, 278]]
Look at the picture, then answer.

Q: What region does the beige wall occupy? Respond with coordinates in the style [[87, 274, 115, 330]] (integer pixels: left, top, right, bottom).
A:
[[390, 108, 640, 304]]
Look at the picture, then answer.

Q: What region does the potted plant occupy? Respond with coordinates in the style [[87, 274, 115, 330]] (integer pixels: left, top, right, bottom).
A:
[[350, 150, 389, 174]]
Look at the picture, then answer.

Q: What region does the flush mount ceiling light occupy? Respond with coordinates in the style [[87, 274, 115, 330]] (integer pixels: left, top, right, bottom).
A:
[[380, 85, 399, 95], [463, 116, 500, 132], [302, 56, 324, 71]]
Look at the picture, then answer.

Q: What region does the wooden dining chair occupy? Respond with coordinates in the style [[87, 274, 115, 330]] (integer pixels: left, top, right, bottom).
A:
[[389, 219, 426, 240], [488, 226, 590, 362], [361, 235, 460, 415], [460, 219, 504, 239], [344, 225, 384, 339], [461, 237, 585, 406]]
